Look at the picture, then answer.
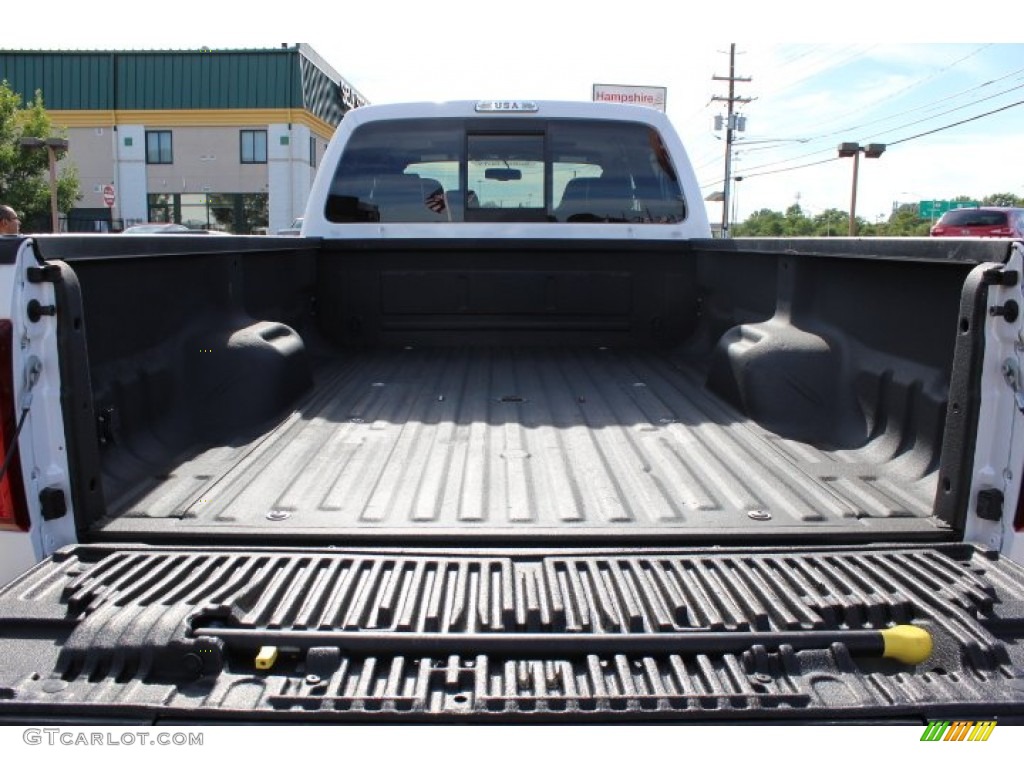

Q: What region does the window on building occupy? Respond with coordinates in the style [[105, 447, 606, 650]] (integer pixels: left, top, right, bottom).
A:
[[147, 192, 269, 234], [145, 131, 173, 164], [241, 130, 268, 164], [310, 136, 318, 168]]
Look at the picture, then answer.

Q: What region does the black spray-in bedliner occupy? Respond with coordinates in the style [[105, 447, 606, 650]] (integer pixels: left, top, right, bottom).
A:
[[97, 346, 943, 540]]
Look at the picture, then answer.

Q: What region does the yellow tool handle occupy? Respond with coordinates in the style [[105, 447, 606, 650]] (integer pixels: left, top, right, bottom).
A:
[[879, 625, 933, 665]]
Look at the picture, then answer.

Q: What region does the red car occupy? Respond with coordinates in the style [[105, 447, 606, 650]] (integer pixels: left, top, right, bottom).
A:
[[930, 206, 1024, 237]]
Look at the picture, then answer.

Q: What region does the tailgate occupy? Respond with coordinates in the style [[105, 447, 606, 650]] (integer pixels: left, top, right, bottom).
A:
[[0, 542, 1022, 723]]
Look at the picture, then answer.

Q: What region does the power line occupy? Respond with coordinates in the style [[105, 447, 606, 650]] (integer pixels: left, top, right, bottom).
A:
[[734, 77, 1024, 175], [695, 46, 1024, 194], [695, 46, 922, 172], [798, 66, 1024, 144], [887, 97, 1024, 146], [792, 44, 993, 137], [753, 44, 877, 102], [861, 80, 1024, 140], [711, 156, 841, 183], [744, 45, 1011, 154], [713, 96, 1024, 182]]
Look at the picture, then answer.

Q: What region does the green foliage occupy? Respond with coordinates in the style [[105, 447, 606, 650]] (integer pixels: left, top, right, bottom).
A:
[[732, 208, 785, 236], [983, 192, 1024, 207], [875, 204, 931, 236], [732, 194, 1019, 238], [731, 204, 860, 237], [810, 208, 849, 236], [0, 80, 80, 231]]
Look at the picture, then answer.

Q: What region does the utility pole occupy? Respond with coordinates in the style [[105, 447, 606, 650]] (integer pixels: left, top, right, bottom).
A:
[[712, 44, 752, 237]]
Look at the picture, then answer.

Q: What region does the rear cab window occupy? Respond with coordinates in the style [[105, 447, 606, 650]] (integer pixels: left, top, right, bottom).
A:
[[324, 118, 686, 224]]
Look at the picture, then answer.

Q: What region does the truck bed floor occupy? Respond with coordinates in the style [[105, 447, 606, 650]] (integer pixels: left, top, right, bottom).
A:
[[98, 347, 941, 540]]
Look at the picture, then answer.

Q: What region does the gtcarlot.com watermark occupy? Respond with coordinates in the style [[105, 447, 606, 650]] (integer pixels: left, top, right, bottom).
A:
[[23, 728, 203, 747]]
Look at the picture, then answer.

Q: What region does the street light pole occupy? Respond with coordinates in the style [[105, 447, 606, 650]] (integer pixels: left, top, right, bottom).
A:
[[19, 136, 69, 233], [838, 142, 885, 236], [46, 143, 60, 233], [732, 176, 744, 226], [848, 151, 860, 236]]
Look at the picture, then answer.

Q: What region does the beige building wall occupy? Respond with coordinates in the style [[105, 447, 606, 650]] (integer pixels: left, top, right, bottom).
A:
[[52, 118, 334, 230], [64, 127, 117, 209], [144, 126, 269, 196]]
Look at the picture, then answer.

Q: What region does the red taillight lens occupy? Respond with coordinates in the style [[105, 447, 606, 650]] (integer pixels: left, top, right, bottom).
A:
[[993, 227, 1013, 237], [1016, 465, 1024, 531], [0, 320, 29, 531]]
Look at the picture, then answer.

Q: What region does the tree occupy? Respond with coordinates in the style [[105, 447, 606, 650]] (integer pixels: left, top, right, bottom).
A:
[[983, 192, 1024, 207], [733, 205, 852, 237], [784, 204, 815, 236], [732, 208, 786, 236], [810, 208, 848, 237], [730, 192, 1019, 238], [879, 204, 931, 236], [0, 80, 79, 232]]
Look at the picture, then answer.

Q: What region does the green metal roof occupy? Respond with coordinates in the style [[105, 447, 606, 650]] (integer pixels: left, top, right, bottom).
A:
[[0, 45, 367, 123], [0, 52, 115, 109]]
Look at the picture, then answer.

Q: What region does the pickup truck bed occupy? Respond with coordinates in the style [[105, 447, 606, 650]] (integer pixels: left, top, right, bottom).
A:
[[38, 235, 995, 546], [8, 202, 1023, 724], [99, 344, 937, 539]]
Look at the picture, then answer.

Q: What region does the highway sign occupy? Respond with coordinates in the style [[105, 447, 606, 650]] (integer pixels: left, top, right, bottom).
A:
[[919, 200, 980, 218]]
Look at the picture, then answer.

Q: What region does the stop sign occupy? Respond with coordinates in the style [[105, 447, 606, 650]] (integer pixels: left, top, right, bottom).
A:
[[102, 184, 115, 207]]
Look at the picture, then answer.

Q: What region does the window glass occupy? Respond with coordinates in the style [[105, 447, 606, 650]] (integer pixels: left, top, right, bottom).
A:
[[326, 119, 461, 223], [467, 134, 545, 214], [324, 118, 686, 224], [241, 130, 268, 164], [549, 121, 685, 223], [145, 131, 172, 164], [940, 209, 1006, 227], [146, 192, 268, 234]]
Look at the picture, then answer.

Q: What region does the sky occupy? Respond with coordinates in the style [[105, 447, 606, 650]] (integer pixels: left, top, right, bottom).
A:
[[8, 2, 1024, 226]]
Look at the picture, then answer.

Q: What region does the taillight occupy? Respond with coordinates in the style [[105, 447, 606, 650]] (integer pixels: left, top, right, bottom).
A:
[[0, 320, 29, 531], [1016, 463, 1024, 531], [993, 227, 1013, 237]]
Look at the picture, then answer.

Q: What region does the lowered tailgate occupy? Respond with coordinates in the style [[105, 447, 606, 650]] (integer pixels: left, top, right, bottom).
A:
[[0, 542, 1022, 723]]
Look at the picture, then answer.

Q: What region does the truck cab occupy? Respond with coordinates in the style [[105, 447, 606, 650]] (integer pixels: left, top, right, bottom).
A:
[[304, 100, 709, 239]]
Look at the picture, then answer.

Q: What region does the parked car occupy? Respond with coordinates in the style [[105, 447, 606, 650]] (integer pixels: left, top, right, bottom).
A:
[[930, 206, 1024, 237], [122, 222, 192, 234], [123, 223, 230, 234]]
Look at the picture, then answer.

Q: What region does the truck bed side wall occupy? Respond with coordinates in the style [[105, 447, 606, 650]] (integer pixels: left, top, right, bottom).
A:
[[38, 238, 319, 526]]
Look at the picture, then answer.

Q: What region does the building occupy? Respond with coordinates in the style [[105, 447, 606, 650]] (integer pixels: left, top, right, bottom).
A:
[[0, 45, 367, 233]]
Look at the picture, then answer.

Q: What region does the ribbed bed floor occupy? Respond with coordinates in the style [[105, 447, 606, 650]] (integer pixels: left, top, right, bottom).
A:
[[100, 347, 940, 538]]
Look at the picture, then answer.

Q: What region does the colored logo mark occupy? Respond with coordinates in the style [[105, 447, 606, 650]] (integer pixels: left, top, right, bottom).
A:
[[920, 721, 997, 742]]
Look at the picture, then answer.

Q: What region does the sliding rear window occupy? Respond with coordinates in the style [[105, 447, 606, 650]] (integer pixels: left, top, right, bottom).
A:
[[324, 118, 686, 224]]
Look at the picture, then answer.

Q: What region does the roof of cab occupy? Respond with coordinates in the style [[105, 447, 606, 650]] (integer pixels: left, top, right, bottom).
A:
[[342, 99, 672, 127]]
